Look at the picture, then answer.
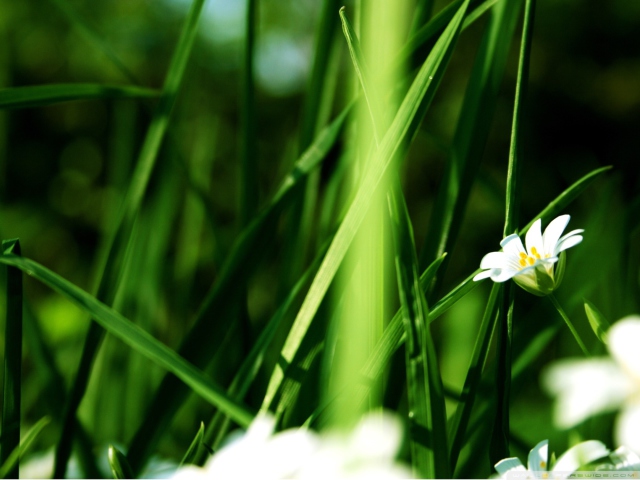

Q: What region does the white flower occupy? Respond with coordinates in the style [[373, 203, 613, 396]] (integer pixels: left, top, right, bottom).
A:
[[172, 412, 412, 479], [473, 215, 583, 296], [494, 439, 609, 479], [543, 316, 640, 455]]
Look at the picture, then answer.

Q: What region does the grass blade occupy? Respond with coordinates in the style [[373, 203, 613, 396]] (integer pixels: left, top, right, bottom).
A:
[[262, 0, 470, 416], [180, 423, 205, 467], [0, 84, 158, 109], [584, 298, 611, 344], [0, 253, 255, 427], [108, 445, 134, 480], [1, 239, 22, 479], [388, 186, 449, 478], [0, 416, 50, 479]]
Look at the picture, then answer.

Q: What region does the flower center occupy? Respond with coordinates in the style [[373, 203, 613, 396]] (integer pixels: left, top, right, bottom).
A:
[[518, 252, 536, 268]]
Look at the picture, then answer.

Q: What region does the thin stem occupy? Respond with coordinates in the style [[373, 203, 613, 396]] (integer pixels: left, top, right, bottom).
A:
[[548, 294, 590, 356]]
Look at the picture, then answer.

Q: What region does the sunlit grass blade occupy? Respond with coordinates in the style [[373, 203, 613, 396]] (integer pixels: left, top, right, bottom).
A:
[[0, 254, 254, 425], [419, 0, 522, 277], [448, 282, 500, 472], [388, 186, 449, 478], [126, 106, 350, 473], [263, 0, 470, 417], [1, 239, 22, 479], [0, 416, 50, 479], [108, 445, 134, 479], [55, 0, 208, 475], [584, 298, 611, 344], [0, 84, 158, 109], [180, 423, 205, 467], [47, 0, 139, 84]]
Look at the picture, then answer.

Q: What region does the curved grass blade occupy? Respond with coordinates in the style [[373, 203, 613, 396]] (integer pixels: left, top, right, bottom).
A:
[[262, 0, 470, 416], [0, 84, 158, 110], [126, 106, 350, 474], [0, 253, 254, 426], [584, 298, 610, 344], [108, 445, 134, 479], [388, 187, 449, 478], [0, 416, 50, 479], [180, 423, 205, 467], [56, 0, 209, 475], [1, 239, 22, 479]]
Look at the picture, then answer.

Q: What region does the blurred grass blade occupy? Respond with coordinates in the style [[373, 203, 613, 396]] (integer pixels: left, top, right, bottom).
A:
[[0, 416, 50, 479], [47, 0, 139, 84], [520, 166, 613, 234], [584, 298, 610, 344], [56, 0, 208, 475], [180, 422, 205, 467], [108, 445, 134, 479], [448, 282, 500, 472], [263, 0, 470, 415], [0, 253, 255, 427], [419, 0, 522, 279], [126, 107, 350, 474], [0, 84, 158, 109], [388, 186, 449, 478], [1, 239, 22, 479]]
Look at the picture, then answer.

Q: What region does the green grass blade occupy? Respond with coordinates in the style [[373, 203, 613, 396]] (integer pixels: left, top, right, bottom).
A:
[[126, 107, 349, 473], [55, 0, 209, 475], [47, 0, 139, 84], [0, 84, 159, 109], [0, 416, 50, 479], [388, 186, 449, 478], [1, 239, 22, 479], [584, 298, 611, 344], [448, 282, 501, 472], [419, 0, 522, 275], [262, 0, 470, 415], [0, 253, 254, 426], [180, 423, 205, 467], [108, 445, 134, 479]]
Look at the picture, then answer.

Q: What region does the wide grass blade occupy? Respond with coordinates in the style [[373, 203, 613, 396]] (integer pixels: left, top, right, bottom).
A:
[[55, 0, 209, 475], [0, 254, 256, 427], [584, 298, 610, 344], [126, 105, 350, 473], [0, 84, 158, 109], [108, 445, 134, 479], [0, 416, 50, 479], [1, 239, 22, 479], [262, 0, 470, 417], [388, 187, 449, 478]]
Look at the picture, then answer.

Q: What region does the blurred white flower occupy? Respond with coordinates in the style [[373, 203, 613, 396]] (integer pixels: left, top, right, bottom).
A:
[[543, 316, 640, 455], [473, 215, 583, 296], [494, 439, 609, 479], [172, 411, 411, 479]]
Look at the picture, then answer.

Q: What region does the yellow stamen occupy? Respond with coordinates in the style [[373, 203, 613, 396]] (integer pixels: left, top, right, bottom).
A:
[[531, 246, 541, 259], [519, 258, 527, 267], [519, 252, 527, 259], [527, 256, 535, 266]]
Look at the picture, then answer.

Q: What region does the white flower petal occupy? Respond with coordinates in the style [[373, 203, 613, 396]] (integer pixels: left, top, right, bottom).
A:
[[495, 457, 527, 477], [609, 445, 640, 470], [542, 215, 570, 255], [501, 233, 526, 257], [616, 402, 640, 457], [555, 235, 583, 254], [552, 440, 609, 475], [542, 359, 633, 428], [480, 252, 510, 269], [558, 229, 584, 243], [608, 316, 640, 381], [350, 412, 403, 461], [473, 269, 495, 281], [491, 268, 520, 283], [525, 219, 544, 257], [527, 440, 549, 474]]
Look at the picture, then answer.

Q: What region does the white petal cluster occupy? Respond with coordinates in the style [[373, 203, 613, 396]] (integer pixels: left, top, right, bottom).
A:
[[473, 215, 583, 296], [494, 439, 610, 479], [172, 412, 412, 479], [543, 316, 640, 455]]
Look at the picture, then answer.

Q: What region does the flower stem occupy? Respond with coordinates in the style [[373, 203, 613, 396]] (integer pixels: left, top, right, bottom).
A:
[[548, 294, 590, 356]]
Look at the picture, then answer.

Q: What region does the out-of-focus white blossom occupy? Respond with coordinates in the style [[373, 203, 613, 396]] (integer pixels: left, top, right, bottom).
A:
[[543, 316, 640, 455], [494, 439, 609, 479], [172, 411, 412, 479], [473, 215, 583, 296]]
